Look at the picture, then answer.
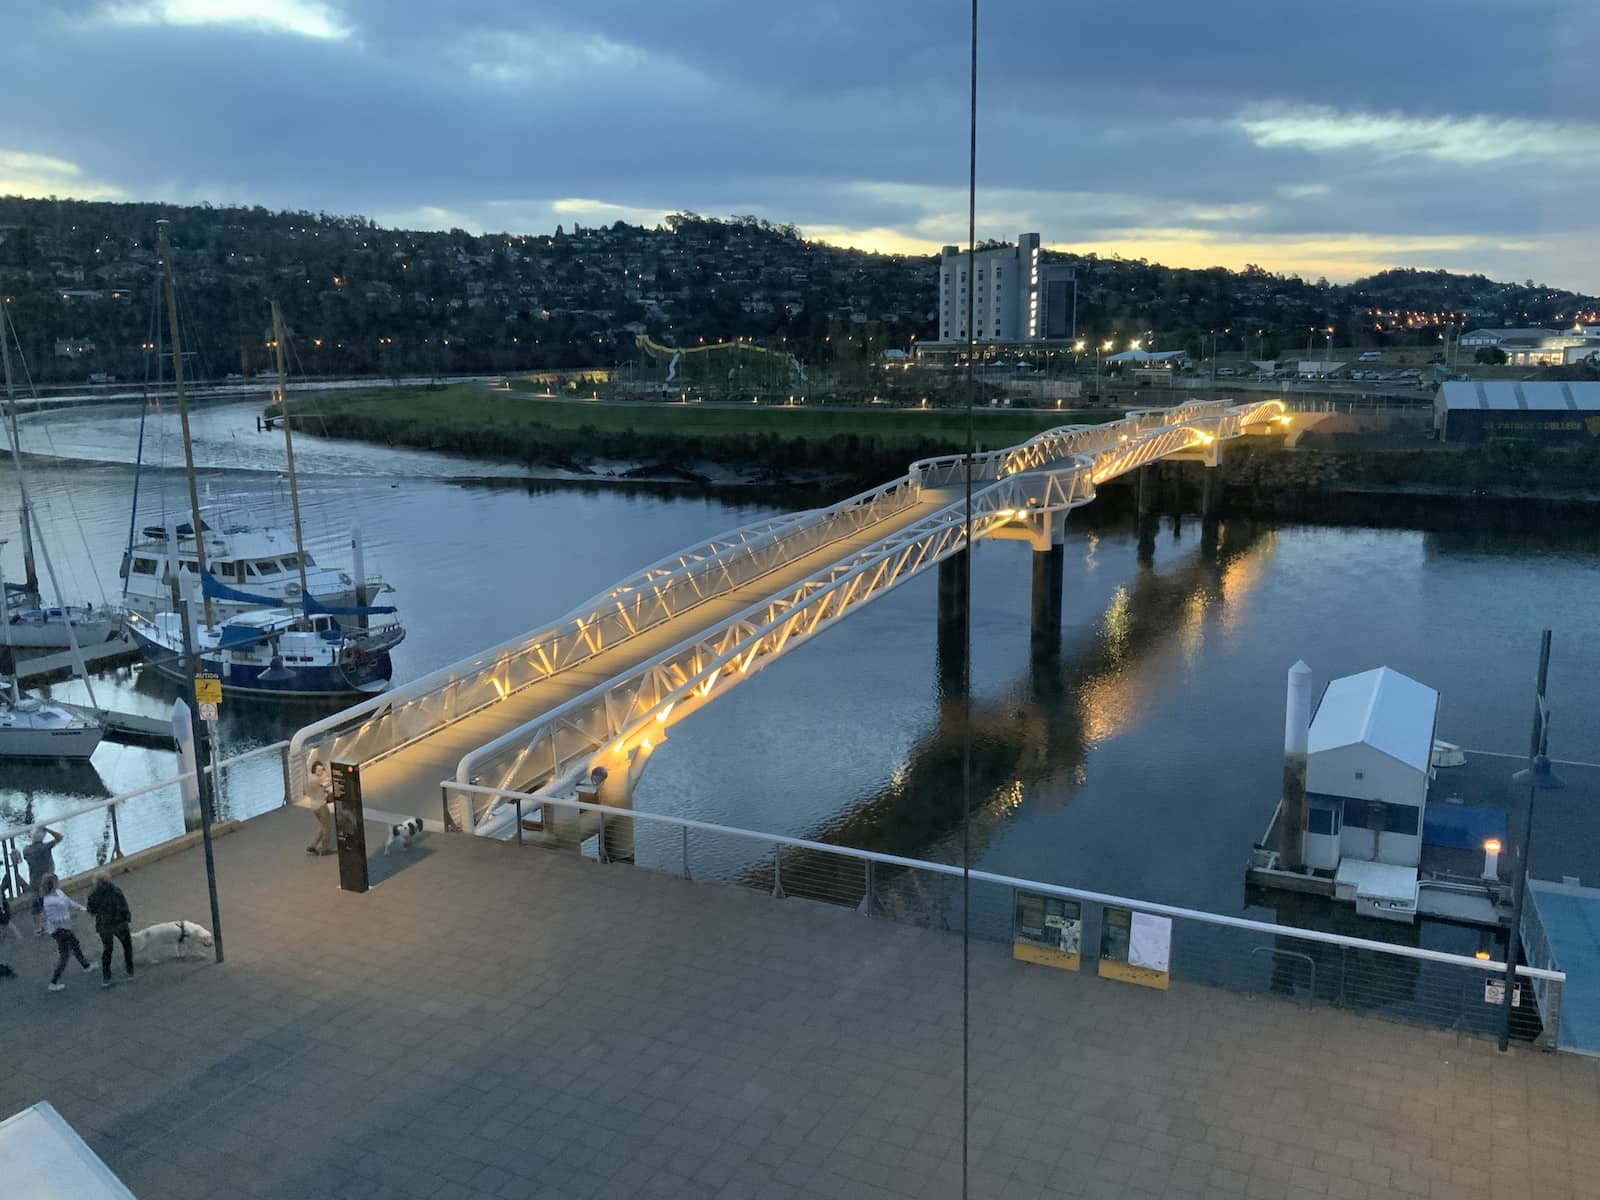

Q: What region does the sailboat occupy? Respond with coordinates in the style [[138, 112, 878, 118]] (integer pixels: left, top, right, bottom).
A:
[[0, 542, 105, 759], [1, 307, 120, 649], [124, 226, 404, 700]]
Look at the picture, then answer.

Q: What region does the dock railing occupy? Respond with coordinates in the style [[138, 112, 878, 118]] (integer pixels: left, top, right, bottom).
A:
[[0, 741, 290, 892], [443, 781, 1565, 1049]]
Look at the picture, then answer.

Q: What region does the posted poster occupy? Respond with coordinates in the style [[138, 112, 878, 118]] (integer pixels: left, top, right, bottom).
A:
[[1097, 906, 1171, 990], [1013, 890, 1082, 971]]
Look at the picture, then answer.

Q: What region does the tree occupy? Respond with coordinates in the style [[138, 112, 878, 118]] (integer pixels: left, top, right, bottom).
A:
[[1474, 345, 1508, 365]]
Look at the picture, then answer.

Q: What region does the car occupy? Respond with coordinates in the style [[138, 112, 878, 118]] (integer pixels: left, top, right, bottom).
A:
[[1216, 366, 1238, 377], [1358, 351, 1382, 362]]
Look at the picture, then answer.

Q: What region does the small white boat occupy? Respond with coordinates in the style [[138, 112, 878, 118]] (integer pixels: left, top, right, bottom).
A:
[[3, 598, 121, 649], [0, 682, 104, 760]]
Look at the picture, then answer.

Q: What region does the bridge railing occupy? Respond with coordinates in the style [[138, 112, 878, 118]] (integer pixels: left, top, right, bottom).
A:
[[287, 470, 931, 790], [450, 460, 1102, 804], [439, 782, 1566, 1049]]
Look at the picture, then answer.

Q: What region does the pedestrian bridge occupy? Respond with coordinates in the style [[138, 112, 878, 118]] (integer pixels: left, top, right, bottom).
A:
[[289, 398, 1287, 831]]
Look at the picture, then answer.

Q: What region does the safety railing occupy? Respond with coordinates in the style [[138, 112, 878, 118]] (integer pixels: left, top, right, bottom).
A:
[[287, 472, 934, 793], [0, 741, 290, 891], [450, 457, 1103, 804], [441, 782, 1566, 1048]]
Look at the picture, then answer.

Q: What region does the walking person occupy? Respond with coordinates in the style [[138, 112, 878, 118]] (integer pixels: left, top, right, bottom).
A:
[[41, 875, 91, 991], [86, 870, 135, 989], [22, 825, 64, 935], [304, 759, 334, 855]]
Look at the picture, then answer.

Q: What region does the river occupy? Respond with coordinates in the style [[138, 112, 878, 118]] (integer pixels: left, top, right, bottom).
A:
[[4, 398, 1598, 950]]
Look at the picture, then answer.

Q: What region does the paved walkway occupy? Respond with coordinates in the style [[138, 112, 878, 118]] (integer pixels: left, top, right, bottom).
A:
[[2, 809, 1597, 1200]]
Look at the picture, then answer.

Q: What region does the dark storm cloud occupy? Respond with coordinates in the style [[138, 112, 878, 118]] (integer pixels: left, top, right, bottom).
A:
[[4, 0, 1597, 286]]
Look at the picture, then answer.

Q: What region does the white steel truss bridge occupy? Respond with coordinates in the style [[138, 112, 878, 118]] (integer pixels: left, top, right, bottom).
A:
[[289, 398, 1287, 831]]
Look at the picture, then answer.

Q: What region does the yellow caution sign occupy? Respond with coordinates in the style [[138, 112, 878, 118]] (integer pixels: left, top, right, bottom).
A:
[[194, 674, 222, 705]]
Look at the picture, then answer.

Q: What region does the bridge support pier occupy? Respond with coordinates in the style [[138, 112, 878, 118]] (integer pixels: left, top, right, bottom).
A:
[[1201, 463, 1220, 519], [591, 736, 660, 864], [1030, 542, 1064, 666], [936, 550, 970, 692]]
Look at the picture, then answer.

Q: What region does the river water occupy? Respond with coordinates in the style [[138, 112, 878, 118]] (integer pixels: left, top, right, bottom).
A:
[[4, 399, 1598, 949]]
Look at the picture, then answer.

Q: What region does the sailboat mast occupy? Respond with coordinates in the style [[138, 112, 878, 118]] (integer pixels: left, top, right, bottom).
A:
[[0, 308, 38, 598], [157, 220, 214, 627], [270, 301, 311, 603]]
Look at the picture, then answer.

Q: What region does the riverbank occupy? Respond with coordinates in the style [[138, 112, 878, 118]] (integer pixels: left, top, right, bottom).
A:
[[269, 385, 1116, 483]]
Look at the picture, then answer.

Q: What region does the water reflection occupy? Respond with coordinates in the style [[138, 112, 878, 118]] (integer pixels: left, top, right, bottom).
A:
[[801, 519, 1276, 870]]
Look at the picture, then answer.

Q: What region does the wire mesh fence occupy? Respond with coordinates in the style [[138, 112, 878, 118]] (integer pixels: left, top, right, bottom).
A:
[[449, 783, 1564, 1049], [0, 741, 289, 891]]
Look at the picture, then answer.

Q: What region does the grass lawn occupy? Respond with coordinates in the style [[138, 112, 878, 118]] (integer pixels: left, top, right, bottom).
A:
[[284, 384, 1116, 461]]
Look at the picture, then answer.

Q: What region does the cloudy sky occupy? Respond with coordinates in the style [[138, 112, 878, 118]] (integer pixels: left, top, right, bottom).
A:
[[6, 0, 1599, 288]]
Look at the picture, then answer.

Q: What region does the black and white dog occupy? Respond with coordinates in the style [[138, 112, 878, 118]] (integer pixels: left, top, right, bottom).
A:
[[383, 818, 425, 856]]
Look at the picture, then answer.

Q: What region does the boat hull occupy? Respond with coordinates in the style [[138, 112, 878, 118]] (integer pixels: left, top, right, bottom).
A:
[[3, 613, 121, 649], [128, 623, 395, 700], [0, 722, 104, 760]]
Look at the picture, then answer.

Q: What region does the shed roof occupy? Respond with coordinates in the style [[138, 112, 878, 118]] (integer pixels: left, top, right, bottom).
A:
[[1308, 667, 1438, 773], [1106, 349, 1185, 363], [1438, 381, 1600, 412]]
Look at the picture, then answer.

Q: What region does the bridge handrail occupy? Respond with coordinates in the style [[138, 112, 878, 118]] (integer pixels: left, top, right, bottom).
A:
[[440, 781, 1567, 983], [287, 468, 931, 785]]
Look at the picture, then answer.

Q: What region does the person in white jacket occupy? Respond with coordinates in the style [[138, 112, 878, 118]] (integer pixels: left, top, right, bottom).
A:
[[41, 875, 91, 992]]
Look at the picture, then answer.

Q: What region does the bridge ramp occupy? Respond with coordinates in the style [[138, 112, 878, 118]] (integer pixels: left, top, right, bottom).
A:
[[360, 492, 958, 821]]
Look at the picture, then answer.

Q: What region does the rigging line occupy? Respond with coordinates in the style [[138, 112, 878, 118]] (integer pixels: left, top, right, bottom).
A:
[[960, 0, 978, 1197], [125, 271, 163, 589], [2, 308, 110, 607]]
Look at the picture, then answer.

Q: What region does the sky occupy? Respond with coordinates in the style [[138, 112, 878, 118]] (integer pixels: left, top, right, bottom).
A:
[[5, 0, 1599, 290]]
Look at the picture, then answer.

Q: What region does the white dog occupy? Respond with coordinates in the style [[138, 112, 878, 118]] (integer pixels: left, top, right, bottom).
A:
[[383, 818, 424, 856], [129, 920, 214, 966]]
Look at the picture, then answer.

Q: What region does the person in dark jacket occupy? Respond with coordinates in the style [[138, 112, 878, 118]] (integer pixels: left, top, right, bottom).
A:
[[85, 871, 134, 988]]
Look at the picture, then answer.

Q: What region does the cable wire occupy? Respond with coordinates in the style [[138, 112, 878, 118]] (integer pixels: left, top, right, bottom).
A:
[[960, 0, 978, 1196]]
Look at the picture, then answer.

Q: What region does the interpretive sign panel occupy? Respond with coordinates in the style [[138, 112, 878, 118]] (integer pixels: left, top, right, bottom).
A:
[[331, 760, 369, 893], [1097, 906, 1171, 990], [1012, 890, 1081, 971]]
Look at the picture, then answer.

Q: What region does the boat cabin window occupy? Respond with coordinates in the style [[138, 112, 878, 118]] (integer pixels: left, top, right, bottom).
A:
[[131, 557, 158, 576], [255, 560, 280, 576], [179, 561, 198, 573], [280, 556, 300, 571], [311, 616, 333, 632]]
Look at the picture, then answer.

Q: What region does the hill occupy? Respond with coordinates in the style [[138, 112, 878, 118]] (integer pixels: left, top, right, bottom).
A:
[[1, 196, 1594, 384]]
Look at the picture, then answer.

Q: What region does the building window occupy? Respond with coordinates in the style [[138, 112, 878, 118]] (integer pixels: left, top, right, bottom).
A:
[[1383, 805, 1419, 836], [1307, 808, 1335, 836], [1342, 798, 1368, 829], [996, 268, 1002, 279]]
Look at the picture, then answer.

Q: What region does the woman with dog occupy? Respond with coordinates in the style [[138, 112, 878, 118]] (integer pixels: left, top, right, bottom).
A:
[[40, 874, 91, 991], [86, 871, 135, 988]]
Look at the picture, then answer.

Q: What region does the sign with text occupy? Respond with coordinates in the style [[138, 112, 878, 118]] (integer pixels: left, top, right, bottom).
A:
[[330, 760, 369, 893], [1097, 906, 1171, 991], [1012, 890, 1082, 971], [1484, 979, 1522, 1008], [193, 674, 222, 705]]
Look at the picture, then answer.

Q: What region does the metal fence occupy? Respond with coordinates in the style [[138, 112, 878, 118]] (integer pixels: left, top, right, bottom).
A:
[[0, 741, 290, 893], [444, 782, 1565, 1049]]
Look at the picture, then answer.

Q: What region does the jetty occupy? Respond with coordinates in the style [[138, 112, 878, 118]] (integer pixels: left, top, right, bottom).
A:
[[15, 633, 143, 684]]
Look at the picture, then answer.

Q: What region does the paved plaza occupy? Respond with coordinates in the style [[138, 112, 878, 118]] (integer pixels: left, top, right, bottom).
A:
[[3, 807, 1597, 1200]]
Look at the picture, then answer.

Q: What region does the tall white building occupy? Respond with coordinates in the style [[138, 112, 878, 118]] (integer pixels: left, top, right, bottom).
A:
[[935, 233, 1076, 345]]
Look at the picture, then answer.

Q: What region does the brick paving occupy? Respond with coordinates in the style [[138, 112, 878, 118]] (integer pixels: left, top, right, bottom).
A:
[[2, 806, 1597, 1200]]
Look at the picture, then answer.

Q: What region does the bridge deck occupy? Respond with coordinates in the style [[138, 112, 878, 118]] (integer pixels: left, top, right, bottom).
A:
[[361, 490, 960, 821]]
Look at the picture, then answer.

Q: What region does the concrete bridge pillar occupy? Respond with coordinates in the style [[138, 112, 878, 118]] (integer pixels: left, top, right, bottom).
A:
[[1136, 464, 1155, 517], [936, 550, 970, 691], [1201, 462, 1221, 519], [1030, 541, 1064, 666], [593, 737, 659, 864]]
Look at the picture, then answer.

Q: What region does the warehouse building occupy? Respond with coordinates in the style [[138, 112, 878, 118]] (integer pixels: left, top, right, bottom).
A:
[[1434, 381, 1600, 445]]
